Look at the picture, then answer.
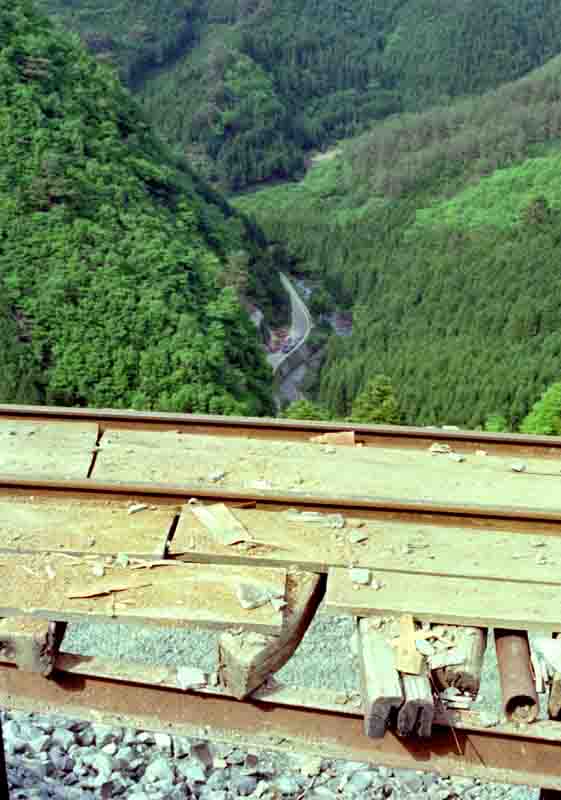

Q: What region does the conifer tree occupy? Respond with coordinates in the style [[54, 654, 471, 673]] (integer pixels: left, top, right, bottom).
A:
[[348, 375, 402, 425]]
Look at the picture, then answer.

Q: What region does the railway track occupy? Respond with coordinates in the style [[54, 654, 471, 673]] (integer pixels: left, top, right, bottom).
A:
[[1, 405, 561, 794], [3, 402, 561, 456]]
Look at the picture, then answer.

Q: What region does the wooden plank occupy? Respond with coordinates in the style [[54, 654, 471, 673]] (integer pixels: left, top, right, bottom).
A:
[[218, 570, 325, 699], [0, 421, 98, 479], [0, 618, 66, 675], [0, 554, 286, 633], [398, 674, 434, 738], [356, 617, 403, 738], [92, 427, 561, 512], [170, 507, 561, 587], [325, 568, 561, 632], [431, 626, 488, 695], [0, 496, 175, 559]]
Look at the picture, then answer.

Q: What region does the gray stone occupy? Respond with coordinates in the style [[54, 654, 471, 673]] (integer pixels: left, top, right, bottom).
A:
[[143, 756, 175, 784], [394, 769, 423, 793], [348, 771, 375, 792], [234, 774, 258, 796], [226, 748, 247, 765], [310, 789, 337, 800], [200, 792, 229, 800], [48, 746, 73, 773], [6, 735, 27, 755], [51, 727, 75, 752], [27, 734, 51, 755], [3, 719, 21, 741], [376, 767, 394, 780], [206, 770, 229, 791], [77, 727, 95, 747], [172, 736, 191, 759], [178, 760, 207, 784], [101, 741, 118, 756], [154, 732, 173, 754], [275, 774, 302, 795]]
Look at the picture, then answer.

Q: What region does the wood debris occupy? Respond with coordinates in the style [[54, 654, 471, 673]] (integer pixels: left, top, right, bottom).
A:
[[66, 576, 152, 599], [284, 509, 345, 528], [188, 500, 252, 547], [394, 615, 425, 675], [350, 568, 371, 585], [429, 443, 451, 454], [127, 503, 148, 515], [310, 431, 355, 446], [176, 667, 207, 690]]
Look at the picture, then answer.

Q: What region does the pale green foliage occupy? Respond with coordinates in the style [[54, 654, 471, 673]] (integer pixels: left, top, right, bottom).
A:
[[484, 414, 510, 433], [348, 375, 402, 425], [520, 382, 561, 435]]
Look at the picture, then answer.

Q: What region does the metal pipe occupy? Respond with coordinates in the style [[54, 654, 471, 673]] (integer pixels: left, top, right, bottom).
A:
[[495, 629, 539, 723]]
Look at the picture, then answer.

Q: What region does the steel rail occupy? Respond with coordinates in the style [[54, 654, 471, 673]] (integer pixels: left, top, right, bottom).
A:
[[1, 656, 561, 789], [3, 475, 561, 534], [2, 404, 561, 457]]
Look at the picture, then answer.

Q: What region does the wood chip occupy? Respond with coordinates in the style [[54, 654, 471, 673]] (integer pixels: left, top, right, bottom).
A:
[[127, 504, 148, 515], [310, 431, 355, 446], [66, 576, 152, 599]]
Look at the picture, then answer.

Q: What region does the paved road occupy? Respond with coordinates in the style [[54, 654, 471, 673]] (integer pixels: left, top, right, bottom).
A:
[[267, 273, 312, 374]]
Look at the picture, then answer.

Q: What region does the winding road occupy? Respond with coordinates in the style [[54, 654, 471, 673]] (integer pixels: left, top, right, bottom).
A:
[[267, 273, 313, 374]]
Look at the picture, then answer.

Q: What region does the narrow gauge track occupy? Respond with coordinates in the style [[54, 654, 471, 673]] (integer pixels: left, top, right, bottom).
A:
[[3, 403, 561, 458], [4, 475, 561, 534]]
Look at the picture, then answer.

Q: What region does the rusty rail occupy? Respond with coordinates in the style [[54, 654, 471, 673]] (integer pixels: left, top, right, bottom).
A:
[[3, 475, 561, 536], [1, 655, 561, 790], [2, 403, 561, 457]]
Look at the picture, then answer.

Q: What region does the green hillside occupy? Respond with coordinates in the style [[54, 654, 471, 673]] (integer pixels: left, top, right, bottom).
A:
[[41, 0, 561, 189], [236, 57, 561, 428], [0, 1, 283, 414]]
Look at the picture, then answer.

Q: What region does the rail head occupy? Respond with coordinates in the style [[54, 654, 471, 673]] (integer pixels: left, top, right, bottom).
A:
[[2, 404, 561, 457]]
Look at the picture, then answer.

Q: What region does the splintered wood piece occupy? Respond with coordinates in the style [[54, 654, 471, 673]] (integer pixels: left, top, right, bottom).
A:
[[325, 567, 561, 632], [188, 502, 250, 546], [548, 673, 561, 719], [0, 618, 66, 675], [431, 626, 488, 695], [310, 431, 355, 446], [398, 673, 434, 738], [0, 554, 286, 633], [218, 571, 325, 699], [395, 614, 425, 675], [357, 617, 403, 738], [0, 496, 173, 559], [548, 633, 561, 720], [0, 421, 98, 479]]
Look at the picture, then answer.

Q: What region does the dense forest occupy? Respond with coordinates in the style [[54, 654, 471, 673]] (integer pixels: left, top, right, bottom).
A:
[[236, 55, 561, 429], [40, 0, 561, 189], [0, 1, 287, 413]]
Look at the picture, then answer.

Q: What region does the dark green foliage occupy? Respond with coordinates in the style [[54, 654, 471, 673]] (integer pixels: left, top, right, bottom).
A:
[[0, 1, 280, 413], [237, 57, 561, 428], [42, 0, 561, 189]]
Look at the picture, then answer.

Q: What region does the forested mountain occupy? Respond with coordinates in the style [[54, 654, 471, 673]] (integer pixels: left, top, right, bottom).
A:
[[40, 0, 561, 189], [236, 56, 561, 429], [0, 1, 285, 414]]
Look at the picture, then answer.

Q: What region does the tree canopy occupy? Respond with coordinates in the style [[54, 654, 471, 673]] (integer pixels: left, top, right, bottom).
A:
[[0, 1, 285, 414]]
